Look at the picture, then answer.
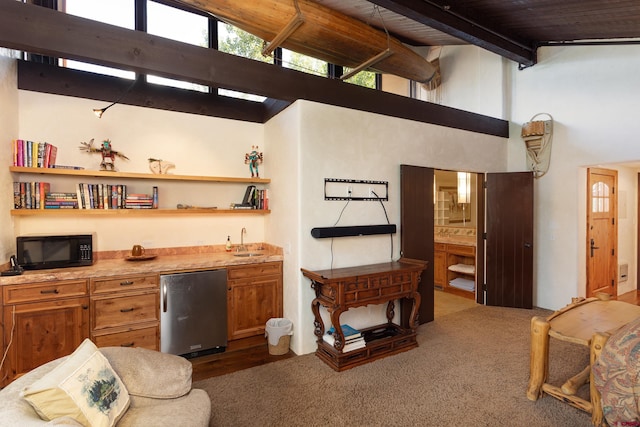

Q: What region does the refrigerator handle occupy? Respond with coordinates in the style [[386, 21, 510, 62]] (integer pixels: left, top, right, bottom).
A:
[[162, 282, 168, 313]]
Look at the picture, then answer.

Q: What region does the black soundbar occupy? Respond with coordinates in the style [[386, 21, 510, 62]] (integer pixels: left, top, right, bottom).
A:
[[310, 224, 396, 238]]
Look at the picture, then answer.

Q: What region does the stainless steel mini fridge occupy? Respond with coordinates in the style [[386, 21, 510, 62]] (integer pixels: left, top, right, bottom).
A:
[[160, 269, 227, 358]]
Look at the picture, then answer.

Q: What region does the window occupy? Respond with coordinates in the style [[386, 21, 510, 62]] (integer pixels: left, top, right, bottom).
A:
[[282, 49, 327, 77], [61, 0, 135, 79], [592, 182, 610, 213], [217, 22, 271, 102], [146, 1, 208, 92]]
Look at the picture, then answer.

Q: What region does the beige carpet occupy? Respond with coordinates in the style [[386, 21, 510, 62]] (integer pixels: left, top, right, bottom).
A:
[[194, 305, 592, 426]]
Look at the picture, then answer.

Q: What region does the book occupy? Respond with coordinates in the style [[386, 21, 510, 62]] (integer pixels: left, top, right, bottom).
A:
[[37, 142, 46, 168], [26, 140, 33, 167], [48, 144, 57, 168], [52, 165, 85, 170], [76, 183, 85, 209], [13, 182, 19, 208], [323, 333, 366, 352], [327, 324, 362, 339]]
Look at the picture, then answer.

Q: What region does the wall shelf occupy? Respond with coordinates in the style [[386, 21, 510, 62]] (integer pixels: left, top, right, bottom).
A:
[[10, 167, 270, 216], [10, 166, 270, 184], [10, 209, 270, 216]]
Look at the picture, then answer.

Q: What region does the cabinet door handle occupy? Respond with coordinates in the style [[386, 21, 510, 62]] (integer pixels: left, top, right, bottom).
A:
[[40, 289, 59, 294], [120, 342, 135, 347], [120, 281, 134, 286], [120, 307, 134, 313]]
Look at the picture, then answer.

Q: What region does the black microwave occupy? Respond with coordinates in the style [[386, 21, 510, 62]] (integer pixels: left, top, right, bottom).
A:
[[16, 234, 95, 270]]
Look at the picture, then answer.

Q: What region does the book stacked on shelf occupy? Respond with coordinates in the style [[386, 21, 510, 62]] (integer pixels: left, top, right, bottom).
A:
[[125, 193, 154, 209], [12, 139, 58, 168], [45, 192, 78, 209], [323, 324, 366, 352], [13, 182, 51, 209]]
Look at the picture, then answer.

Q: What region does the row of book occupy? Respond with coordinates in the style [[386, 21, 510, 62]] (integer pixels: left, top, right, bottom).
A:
[[323, 324, 366, 352], [13, 182, 159, 210], [12, 140, 58, 168], [76, 184, 158, 210]]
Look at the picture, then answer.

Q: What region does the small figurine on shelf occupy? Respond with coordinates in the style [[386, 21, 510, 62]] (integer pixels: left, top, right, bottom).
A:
[[244, 145, 263, 178], [79, 138, 129, 171], [148, 158, 175, 174]]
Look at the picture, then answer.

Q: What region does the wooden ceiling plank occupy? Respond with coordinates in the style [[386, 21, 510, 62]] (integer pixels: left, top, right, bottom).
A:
[[366, 0, 537, 66]]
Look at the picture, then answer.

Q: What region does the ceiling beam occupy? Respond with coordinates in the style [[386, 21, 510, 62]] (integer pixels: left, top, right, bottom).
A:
[[0, 0, 508, 137], [368, 0, 537, 66]]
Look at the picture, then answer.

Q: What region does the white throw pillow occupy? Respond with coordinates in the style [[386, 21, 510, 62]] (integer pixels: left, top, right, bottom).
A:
[[21, 339, 130, 427]]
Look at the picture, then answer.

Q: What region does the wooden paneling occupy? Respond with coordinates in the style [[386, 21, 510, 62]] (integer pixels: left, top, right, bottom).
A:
[[400, 164, 434, 324], [485, 172, 534, 308]]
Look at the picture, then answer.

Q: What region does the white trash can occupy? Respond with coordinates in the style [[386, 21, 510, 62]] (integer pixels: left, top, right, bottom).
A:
[[265, 318, 293, 355]]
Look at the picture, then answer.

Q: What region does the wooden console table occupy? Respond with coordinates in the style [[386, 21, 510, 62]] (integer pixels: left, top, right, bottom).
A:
[[301, 258, 427, 371]]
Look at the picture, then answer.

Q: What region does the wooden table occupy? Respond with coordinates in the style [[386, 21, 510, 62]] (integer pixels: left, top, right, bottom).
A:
[[527, 296, 640, 426], [301, 258, 427, 371]]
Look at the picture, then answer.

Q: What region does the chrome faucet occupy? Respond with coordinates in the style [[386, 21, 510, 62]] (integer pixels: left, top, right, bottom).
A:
[[238, 227, 247, 252]]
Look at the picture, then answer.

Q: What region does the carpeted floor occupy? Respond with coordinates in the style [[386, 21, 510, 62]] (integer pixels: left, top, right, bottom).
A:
[[194, 305, 592, 426]]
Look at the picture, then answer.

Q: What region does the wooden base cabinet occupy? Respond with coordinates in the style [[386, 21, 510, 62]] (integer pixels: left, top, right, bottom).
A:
[[434, 243, 447, 288], [1, 280, 89, 386], [227, 262, 283, 342], [90, 274, 159, 350]]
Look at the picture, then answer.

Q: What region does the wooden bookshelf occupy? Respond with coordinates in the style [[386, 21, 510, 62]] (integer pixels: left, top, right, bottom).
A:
[[10, 166, 270, 184], [10, 166, 271, 216]]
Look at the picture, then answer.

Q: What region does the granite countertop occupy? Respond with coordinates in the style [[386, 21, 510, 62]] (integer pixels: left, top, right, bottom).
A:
[[434, 236, 476, 247], [0, 243, 283, 285]]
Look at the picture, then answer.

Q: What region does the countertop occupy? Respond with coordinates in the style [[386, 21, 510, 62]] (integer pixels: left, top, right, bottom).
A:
[[434, 236, 476, 246], [0, 243, 283, 285]]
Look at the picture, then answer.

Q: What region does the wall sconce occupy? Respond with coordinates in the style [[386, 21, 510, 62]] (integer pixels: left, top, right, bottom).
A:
[[92, 79, 137, 118], [457, 172, 470, 204], [457, 171, 470, 226]]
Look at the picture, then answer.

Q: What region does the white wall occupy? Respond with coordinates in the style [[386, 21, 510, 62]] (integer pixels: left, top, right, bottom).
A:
[[14, 90, 266, 250], [291, 100, 506, 354], [0, 53, 18, 263], [507, 45, 640, 309]]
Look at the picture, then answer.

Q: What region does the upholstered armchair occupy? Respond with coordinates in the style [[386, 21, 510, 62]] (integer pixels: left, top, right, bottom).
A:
[[0, 341, 211, 426]]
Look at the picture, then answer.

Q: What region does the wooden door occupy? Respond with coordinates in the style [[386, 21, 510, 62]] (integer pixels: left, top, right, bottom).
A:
[[485, 172, 534, 308], [400, 164, 434, 324], [587, 168, 617, 297]]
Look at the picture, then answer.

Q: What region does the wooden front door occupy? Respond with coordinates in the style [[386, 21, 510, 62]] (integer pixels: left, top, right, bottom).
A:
[[484, 172, 534, 308], [586, 168, 617, 297], [400, 164, 434, 324]]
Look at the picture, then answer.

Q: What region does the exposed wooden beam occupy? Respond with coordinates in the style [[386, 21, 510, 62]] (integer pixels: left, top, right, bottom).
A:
[[17, 61, 268, 123], [0, 0, 508, 137], [368, 0, 537, 67]]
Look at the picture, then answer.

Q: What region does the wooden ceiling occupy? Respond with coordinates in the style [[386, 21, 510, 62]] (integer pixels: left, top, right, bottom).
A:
[[319, 0, 640, 66]]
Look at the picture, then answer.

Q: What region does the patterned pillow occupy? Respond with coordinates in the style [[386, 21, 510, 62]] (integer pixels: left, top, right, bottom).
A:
[[21, 339, 130, 427], [593, 316, 640, 426]]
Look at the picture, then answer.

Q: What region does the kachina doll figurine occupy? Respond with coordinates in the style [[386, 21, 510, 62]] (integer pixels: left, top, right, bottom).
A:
[[79, 138, 129, 171], [245, 145, 263, 178]]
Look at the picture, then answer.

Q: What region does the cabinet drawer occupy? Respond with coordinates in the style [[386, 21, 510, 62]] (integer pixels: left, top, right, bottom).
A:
[[3, 279, 88, 304], [93, 325, 158, 350], [91, 274, 159, 294], [227, 262, 282, 280], [447, 244, 475, 256], [434, 243, 447, 252], [92, 291, 159, 330]]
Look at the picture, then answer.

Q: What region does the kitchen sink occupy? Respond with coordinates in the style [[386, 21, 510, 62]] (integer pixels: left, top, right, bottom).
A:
[[233, 252, 264, 257]]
